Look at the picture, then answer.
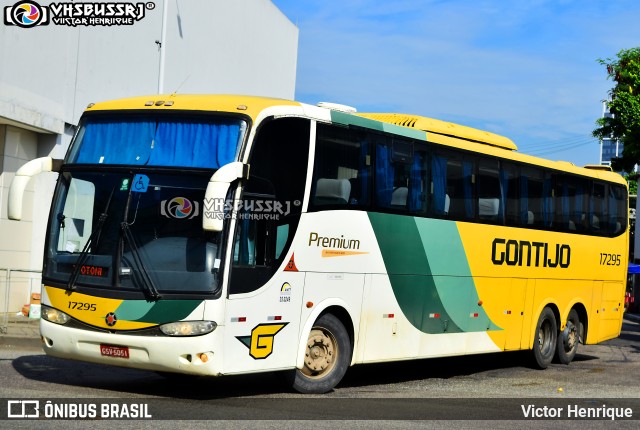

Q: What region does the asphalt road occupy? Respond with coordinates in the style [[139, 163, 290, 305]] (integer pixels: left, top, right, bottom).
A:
[[1, 317, 639, 429]]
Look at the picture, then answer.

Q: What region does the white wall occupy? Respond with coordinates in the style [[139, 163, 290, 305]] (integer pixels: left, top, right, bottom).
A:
[[0, 0, 298, 132]]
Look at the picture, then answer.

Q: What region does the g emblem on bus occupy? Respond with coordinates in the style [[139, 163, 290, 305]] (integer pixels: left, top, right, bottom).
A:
[[236, 323, 288, 359]]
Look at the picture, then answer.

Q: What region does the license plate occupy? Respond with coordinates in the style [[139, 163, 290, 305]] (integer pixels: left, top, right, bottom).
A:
[[100, 344, 130, 359]]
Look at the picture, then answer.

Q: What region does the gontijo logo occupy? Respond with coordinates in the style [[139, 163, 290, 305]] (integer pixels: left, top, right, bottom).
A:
[[236, 323, 288, 359], [3, 1, 48, 27], [3, 1, 154, 28]]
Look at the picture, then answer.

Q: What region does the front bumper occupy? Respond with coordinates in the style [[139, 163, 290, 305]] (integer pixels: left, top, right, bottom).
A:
[[40, 319, 223, 376]]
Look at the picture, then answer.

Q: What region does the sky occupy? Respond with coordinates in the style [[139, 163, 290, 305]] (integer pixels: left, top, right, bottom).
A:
[[271, 0, 640, 167]]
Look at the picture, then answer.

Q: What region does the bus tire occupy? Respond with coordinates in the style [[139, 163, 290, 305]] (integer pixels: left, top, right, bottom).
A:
[[289, 313, 351, 394], [531, 307, 557, 369], [556, 309, 580, 365]]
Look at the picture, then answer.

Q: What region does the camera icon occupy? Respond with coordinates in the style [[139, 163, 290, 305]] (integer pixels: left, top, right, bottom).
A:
[[4, 1, 49, 28]]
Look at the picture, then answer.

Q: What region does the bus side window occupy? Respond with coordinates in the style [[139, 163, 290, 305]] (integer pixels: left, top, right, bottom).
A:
[[502, 163, 518, 227], [439, 154, 474, 221], [542, 172, 554, 228], [521, 167, 544, 228], [312, 124, 372, 209], [477, 159, 501, 223], [554, 175, 588, 233], [431, 153, 449, 216], [233, 217, 260, 266], [609, 185, 627, 236], [591, 182, 606, 233], [375, 138, 418, 213], [408, 148, 428, 214], [374, 138, 396, 210], [229, 117, 310, 295]]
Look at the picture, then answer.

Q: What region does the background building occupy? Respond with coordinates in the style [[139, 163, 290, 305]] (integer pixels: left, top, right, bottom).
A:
[[599, 104, 623, 167], [0, 0, 298, 312]]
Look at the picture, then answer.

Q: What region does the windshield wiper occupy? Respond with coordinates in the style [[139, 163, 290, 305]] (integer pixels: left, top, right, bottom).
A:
[[67, 187, 115, 292], [120, 222, 161, 301]]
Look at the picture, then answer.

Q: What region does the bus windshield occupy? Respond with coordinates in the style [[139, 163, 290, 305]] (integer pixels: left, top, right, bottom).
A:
[[42, 112, 249, 295], [68, 113, 247, 169], [45, 169, 221, 296]]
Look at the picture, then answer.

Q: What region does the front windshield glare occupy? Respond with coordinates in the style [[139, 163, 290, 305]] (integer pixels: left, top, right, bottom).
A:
[[45, 170, 221, 295]]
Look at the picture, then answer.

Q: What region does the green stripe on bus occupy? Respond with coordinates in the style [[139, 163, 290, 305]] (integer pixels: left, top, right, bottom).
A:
[[413, 218, 500, 332], [116, 300, 203, 324], [368, 212, 462, 333], [368, 213, 500, 334], [330, 111, 427, 141], [114, 300, 155, 320]]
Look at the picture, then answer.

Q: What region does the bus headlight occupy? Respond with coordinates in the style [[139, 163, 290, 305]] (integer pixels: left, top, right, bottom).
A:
[[159, 321, 217, 336], [41, 305, 71, 325]]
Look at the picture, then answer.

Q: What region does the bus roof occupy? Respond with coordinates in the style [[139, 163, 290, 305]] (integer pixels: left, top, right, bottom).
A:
[[356, 113, 518, 151], [85, 94, 301, 121], [83, 94, 626, 186]]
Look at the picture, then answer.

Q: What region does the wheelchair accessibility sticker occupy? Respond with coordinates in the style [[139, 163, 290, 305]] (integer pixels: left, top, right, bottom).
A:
[[131, 174, 149, 193]]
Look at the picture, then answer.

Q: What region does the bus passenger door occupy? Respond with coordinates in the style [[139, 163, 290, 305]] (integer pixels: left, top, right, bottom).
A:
[[222, 197, 305, 374], [221, 117, 311, 375]]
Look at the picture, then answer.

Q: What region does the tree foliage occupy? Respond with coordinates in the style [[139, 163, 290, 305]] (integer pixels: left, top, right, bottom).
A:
[[629, 178, 638, 195], [593, 47, 640, 172]]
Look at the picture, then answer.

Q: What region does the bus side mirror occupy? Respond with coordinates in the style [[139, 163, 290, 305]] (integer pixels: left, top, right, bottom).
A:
[[8, 157, 62, 221], [203, 162, 250, 232]]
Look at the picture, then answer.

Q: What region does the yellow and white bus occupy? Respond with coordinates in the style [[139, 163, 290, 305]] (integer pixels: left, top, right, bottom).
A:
[[8, 95, 628, 393]]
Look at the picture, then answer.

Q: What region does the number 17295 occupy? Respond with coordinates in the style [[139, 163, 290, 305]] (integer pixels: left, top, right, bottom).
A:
[[600, 253, 621, 266]]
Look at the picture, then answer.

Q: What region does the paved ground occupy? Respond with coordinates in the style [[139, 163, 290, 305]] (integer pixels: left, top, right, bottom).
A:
[[0, 313, 41, 348]]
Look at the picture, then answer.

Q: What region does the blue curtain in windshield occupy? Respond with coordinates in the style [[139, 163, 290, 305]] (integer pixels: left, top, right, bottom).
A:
[[150, 122, 240, 168], [74, 118, 241, 168], [76, 120, 155, 165]]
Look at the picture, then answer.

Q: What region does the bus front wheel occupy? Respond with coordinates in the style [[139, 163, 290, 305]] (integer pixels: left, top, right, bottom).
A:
[[556, 309, 580, 365], [289, 313, 351, 394], [532, 307, 557, 369]]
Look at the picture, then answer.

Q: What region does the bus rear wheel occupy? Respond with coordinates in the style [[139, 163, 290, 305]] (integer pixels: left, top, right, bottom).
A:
[[290, 313, 351, 394], [532, 307, 557, 369], [556, 309, 580, 365]]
